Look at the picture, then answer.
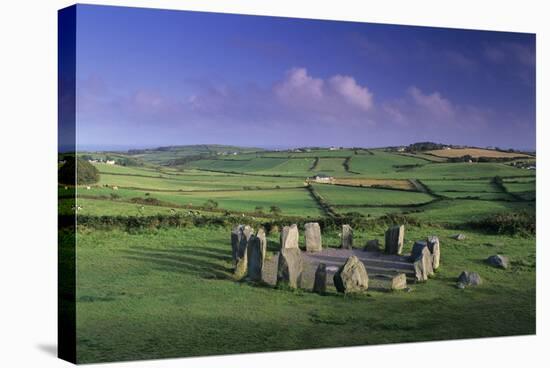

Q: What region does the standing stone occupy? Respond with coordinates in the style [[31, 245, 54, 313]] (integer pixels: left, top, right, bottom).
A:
[[413, 245, 434, 282], [341, 224, 353, 249], [385, 225, 404, 255], [333, 256, 369, 293], [364, 239, 380, 252], [486, 255, 509, 269], [457, 271, 482, 288], [304, 222, 322, 252], [280, 224, 299, 249], [256, 228, 267, 263], [372, 273, 407, 291], [427, 236, 441, 270], [247, 233, 264, 282], [230, 225, 243, 264], [261, 252, 279, 287], [312, 263, 327, 295], [277, 248, 303, 289], [389, 273, 407, 290], [410, 241, 428, 260], [231, 225, 254, 280], [231, 224, 254, 264], [234, 257, 248, 280]]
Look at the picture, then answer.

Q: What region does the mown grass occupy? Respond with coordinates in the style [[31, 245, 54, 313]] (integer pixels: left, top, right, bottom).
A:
[[70, 187, 322, 217], [314, 184, 434, 206], [75, 226, 535, 363], [410, 199, 535, 224]]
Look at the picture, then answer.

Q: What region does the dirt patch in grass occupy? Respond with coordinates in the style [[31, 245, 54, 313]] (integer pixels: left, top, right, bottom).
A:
[[333, 178, 415, 190], [426, 148, 531, 159]]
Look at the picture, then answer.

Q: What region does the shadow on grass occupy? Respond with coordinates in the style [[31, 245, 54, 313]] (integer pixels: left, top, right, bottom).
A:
[[122, 246, 233, 280]]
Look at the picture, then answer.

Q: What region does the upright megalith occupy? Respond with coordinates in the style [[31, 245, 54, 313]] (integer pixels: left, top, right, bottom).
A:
[[304, 222, 322, 253], [412, 242, 434, 282], [333, 256, 369, 293], [410, 241, 428, 260], [231, 225, 254, 280], [313, 263, 327, 295], [341, 224, 353, 249], [427, 235, 441, 270], [280, 224, 299, 249], [248, 230, 267, 282], [231, 225, 254, 263], [256, 228, 267, 264], [261, 252, 279, 287], [385, 225, 404, 255], [277, 247, 303, 289]]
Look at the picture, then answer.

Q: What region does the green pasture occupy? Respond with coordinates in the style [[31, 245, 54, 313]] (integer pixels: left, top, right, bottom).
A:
[[348, 151, 428, 175], [410, 199, 535, 224], [388, 163, 535, 180], [421, 179, 499, 193], [93, 171, 304, 191], [74, 226, 535, 363], [504, 181, 536, 201], [314, 184, 434, 206], [73, 187, 321, 217]]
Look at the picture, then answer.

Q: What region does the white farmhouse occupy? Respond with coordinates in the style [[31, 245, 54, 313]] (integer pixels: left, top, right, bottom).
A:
[[309, 174, 335, 184]]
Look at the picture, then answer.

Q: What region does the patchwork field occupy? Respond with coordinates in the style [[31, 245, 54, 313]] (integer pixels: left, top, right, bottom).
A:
[[60, 144, 536, 363]]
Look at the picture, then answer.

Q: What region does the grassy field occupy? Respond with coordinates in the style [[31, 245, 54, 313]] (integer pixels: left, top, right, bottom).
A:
[[64, 145, 536, 363], [75, 226, 535, 363], [314, 184, 434, 206]]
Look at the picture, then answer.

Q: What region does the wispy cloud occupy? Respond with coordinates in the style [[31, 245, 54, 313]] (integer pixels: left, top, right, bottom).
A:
[[484, 41, 535, 67]]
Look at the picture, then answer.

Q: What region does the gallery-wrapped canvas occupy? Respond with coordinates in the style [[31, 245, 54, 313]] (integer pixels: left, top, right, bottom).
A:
[[58, 4, 536, 364]]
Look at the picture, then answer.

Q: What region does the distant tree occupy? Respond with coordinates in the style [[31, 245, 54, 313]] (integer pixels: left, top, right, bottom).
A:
[[58, 156, 100, 185], [269, 205, 282, 216], [255, 206, 264, 214], [204, 199, 219, 209]]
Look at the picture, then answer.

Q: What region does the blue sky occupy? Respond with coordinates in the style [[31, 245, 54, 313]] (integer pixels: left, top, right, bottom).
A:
[[72, 4, 536, 150]]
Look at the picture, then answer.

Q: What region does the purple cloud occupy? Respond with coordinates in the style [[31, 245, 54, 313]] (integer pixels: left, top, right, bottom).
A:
[[407, 86, 454, 118]]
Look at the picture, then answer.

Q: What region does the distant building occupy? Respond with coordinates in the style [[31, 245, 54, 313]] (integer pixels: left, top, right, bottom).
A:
[[105, 160, 116, 165], [329, 146, 340, 151], [309, 174, 335, 184], [397, 146, 406, 152]]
